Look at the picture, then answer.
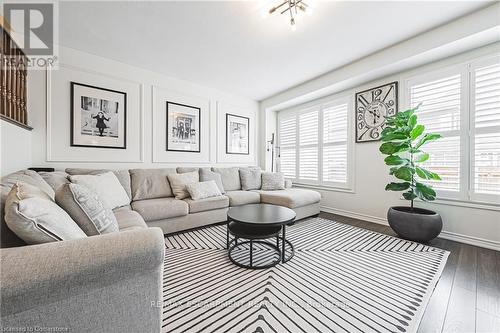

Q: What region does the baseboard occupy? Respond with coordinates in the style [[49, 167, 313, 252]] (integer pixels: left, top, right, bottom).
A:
[[320, 205, 500, 252]]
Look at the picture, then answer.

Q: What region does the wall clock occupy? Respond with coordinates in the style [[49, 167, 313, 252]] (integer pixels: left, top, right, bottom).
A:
[[355, 81, 398, 142]]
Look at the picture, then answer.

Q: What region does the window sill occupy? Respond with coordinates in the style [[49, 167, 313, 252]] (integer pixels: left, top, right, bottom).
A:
[[292, 183, 355, 194], [405, 197, 500, 212]]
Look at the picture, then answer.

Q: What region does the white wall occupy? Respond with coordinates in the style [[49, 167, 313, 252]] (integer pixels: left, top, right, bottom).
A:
[[261, 42, 500, 250], [26, 46, 259, 170], [0, 121, 32, 175]]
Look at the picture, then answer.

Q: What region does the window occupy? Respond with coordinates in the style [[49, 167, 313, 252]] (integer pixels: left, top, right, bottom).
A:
[[405, 54, 500, 204], [277, 96, 352, 189]]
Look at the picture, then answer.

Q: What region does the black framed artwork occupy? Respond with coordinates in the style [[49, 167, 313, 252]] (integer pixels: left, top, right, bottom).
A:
[[226, 113, 249, 155], [70, 82, 127, 149], [166, 101, 201, 152], [355, 81, 398, 143]]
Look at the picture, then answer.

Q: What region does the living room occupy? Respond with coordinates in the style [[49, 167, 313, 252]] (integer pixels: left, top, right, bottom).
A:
[[0, 1, 499, 332]]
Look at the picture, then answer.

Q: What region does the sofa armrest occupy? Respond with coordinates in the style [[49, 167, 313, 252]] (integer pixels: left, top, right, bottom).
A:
[[0, 228, 165, 317], [284, 179, 293, 189]]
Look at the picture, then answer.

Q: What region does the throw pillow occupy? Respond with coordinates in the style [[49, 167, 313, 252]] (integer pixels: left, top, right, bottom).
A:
[[199, 168, 225, 194], [167, 171, 199, 199], [69, 172, 130, 210], [39, 171, 70, 192], [56, 183, 119, 236], [261, 172, 285, 190], [239, 168, 262, 191], [186, 181, 222, 200], [4, 183, 87, 244], [211, 167, 241, 191]]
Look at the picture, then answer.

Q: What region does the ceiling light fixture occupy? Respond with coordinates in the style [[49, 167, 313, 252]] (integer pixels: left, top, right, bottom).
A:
[[268, 0, 312, 31]]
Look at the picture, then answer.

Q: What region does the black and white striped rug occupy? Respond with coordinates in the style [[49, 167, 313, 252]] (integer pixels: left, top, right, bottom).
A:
[[162, 217, 449, 333]]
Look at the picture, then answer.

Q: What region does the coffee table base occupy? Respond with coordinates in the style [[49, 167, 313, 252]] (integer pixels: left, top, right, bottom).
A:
[[227, 237, 294, 269]]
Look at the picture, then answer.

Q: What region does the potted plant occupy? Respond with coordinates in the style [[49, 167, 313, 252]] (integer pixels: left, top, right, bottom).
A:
[[380, 104, 443, 242]]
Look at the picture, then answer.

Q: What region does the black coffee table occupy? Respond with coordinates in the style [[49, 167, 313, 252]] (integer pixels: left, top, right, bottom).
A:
[[226, 203, 296, 269]]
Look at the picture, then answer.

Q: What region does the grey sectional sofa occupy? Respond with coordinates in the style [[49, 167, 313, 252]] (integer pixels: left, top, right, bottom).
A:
[[0, 167, 321, 332]]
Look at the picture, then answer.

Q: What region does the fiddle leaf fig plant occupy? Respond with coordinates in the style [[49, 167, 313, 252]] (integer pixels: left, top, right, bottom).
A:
[[380, 104, 442, 210]]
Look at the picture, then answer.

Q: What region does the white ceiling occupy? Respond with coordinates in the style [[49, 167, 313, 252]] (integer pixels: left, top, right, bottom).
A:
[[59, 1, 492, 101]]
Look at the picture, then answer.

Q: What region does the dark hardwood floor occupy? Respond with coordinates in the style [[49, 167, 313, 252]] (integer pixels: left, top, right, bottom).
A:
[[319, 212, 500, 333]]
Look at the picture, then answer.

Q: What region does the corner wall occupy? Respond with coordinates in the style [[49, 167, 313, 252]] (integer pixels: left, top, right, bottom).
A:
[[0, 121, 32, 175]]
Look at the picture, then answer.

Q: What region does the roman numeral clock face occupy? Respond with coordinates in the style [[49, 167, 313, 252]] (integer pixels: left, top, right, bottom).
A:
[[355, 81, 398, 142]]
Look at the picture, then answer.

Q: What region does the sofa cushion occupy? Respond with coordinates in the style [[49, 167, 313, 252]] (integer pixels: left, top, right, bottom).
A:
[[112, 206, 148, 231], [39, 171, 70, 192], [225, 190, 260, 206], [65, 168, 132, 200], [184, 195, 229, 213], [239, 167, 262, 191], [5, 183, 87, 244], [177, 167, 199, 174], [258, 188, 321, 209], [212, 167, 241, 191], [56, 183, 119, 236], [167, 171, 199, 200], [129, 168, 176, 200], [261, 172, 285, 190], [131, 197, 188, 222], [199, 168, 225, 194], [69, 172, 130, 210]]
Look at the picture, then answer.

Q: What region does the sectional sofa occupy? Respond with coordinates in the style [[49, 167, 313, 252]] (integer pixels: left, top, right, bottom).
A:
[[0, 166, 321, 332]]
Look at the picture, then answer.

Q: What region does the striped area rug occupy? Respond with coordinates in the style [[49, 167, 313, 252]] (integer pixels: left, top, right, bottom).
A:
[[162, 217, 449, 333]]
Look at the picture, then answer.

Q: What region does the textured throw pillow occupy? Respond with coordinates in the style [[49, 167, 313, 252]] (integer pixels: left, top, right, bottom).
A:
[[66, 168, 132, 200], [4, 183, 87, 244], [167, 171, 199, 199], [239, 168, 262, 191], [186, 181, 222, 200], [56, 183, 119, 236], [261, 172, 285, 190], [212, 167, 241, 191], [199, 168, 225, 194], [69, 172, 130, 210]]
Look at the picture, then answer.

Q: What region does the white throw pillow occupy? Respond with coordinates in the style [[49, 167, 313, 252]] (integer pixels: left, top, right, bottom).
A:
[[186, 181, 222, 200], [69, 172, 129, 209], [5, 183, 87, 244], [261, 172, 285, 190], [167, 171, 199, 199]]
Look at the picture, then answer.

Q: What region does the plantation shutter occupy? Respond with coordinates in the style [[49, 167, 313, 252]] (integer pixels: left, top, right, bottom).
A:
[[278, 115, 297, 179], [472, 58, 500, 199], [323, 102, 348, 184], [298, 110, 319, 181], [409, 73, 462, 193]]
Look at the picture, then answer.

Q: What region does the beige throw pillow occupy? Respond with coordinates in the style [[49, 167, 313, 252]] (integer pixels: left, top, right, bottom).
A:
[[186, 181, 222, 200], [56, 183, 119, 236], [167, 171, 199, 199], [4, 183, 87, 244], [69, 172, 129, 209], [261, 172, 285, 190]]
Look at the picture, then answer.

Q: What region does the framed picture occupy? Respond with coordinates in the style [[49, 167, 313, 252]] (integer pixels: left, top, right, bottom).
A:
[[70, 82, 127, 149], [226, 113, 249, 155], [166, 101, 201, 152], [355, 81, 398, 143]]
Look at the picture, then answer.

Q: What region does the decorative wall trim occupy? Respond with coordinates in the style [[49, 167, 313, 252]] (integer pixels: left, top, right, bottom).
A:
[[320, 205, 500, 252]]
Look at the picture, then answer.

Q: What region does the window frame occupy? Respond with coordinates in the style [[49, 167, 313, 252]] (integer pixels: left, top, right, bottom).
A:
[[277, 94, 355, 191], [402, 54, 500, 206]]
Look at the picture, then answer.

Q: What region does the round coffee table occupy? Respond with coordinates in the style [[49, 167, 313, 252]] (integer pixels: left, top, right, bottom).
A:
[[226, 203, 296, 269]]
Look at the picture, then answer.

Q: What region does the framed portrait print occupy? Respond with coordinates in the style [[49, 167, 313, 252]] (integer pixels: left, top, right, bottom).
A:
[[355, 81, 398, 143], [226, 113, 249, 155], [166, 101, 201, 152], [70, 82, 127, 149]]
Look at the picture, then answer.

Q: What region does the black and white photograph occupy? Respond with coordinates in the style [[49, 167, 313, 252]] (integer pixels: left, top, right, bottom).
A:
[[166, 101, 200, 152], [226, 113, 249, 155], [70, 82, 127, 149]]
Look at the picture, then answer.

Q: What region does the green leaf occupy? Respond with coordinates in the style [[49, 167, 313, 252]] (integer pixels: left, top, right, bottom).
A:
[[385, 182, 411, 191], [394, 166, 414, 181], [415, 182, 437, 201], [402, 191, 417, 200], [415, 166, 441, 180], [408, 114, 417, 129], [389, 167, 399, 175], [381, 132, 408, 142], [384, 155, 410, 166], [414, 153, 429, 163], [410, 124, 425, 140], [415, 133, 442, 149], [379, 142, 410, 155]]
